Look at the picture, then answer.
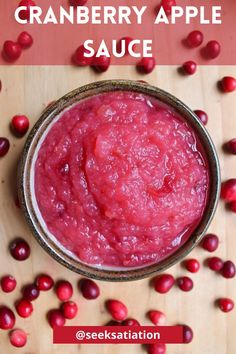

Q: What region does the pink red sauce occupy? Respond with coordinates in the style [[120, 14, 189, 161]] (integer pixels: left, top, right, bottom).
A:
[[35, 91, 209, 268]]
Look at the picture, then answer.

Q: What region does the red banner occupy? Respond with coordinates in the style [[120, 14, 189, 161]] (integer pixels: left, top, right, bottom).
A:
[[53, 326, 183, 344]]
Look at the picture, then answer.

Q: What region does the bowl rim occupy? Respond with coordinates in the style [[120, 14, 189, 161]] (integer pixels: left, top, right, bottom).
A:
[[18, 79, 221, 282]]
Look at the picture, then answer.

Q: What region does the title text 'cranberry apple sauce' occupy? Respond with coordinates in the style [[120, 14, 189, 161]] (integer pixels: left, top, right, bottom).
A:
[[34, 91, 209, 268]]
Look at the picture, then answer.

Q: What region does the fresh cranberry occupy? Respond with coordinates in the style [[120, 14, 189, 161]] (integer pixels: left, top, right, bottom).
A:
[[160, 0, 176, 16], [0, 306, 16, 330], [148, 310, 166, 325], [9, 329, 27, 348], [184, 259, 200, 273], [17, 0, 36, 21], [3, 41, 22, 62], [221, 180, 236, 201], [61, 301, 78, 319], [1, 275, 16, 293], [137, 57, 156, 74], [92, 55, 111, 72], [205, 40, 221, 59], [35, 274, 54, 291], [194, 110, 208, 125], [230, 201, 236, 213], [117, 37, 134, 55], [221, 260, 236, 279], [106, 320, 120, 326], [18, 31, 33, 49], [201, 234, 219, 252], [79, 278, 100, 300], [0, 138, 10, 157], [182, 324, 193, 343], [186, 30, 204, 48], [148, 343, 166, 354], [55, 280, 73, 301], [220, 77, 236, 93], [208, 257, 224, 271], [182, 61, 197, 75], [122, 318, 140, 326], [11, 115, 29, 136], [177, 276, 194, 292], [73, 45, 93, 66], [22, 284, 39, 301], [153, 274, 175, 294], [70, 0, 88, 5], [9, 238, 30, 261], [16, 299, 33, 318], [218, 298, 234, 313], [106, 300, 128, 321], [47, 309, 65, 328], [225, 138, 236, 154]]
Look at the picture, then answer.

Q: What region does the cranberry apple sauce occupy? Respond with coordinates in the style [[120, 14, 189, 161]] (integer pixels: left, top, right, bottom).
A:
[[34, 91, 209, 268]]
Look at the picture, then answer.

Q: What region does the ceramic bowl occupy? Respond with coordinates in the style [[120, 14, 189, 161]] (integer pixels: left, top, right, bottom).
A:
[[18, 80, 221, 281]]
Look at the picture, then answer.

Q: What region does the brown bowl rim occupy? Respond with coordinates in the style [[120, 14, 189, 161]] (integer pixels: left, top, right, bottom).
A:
[[18, 79, 221, 282]]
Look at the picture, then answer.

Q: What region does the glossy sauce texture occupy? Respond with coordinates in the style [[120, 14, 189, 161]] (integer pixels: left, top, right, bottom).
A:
[[35, 91, 209, 267]]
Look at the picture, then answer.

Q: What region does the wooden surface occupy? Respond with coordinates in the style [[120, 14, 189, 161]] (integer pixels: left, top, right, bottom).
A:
[[0, 65, 236, 354]]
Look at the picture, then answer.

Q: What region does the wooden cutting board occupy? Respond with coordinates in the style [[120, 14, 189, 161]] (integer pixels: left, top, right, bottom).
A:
[[0, 65, 236, 354]]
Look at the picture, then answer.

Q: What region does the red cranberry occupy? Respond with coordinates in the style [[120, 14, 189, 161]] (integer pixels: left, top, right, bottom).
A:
[[230, 201, 236, 213], [160, 0, 176, 16], [22, 284, 39, 301], [122, 318, 140, 326], [117, 37, 133, 55], [70, 0, 88, 5], [11, 115, 29, 136], [106, 320, 120, 326], [220, 77, 236, 93], [56, 280, 73, 301], [182, 61, 197, 75], [3, 41, 22, 62], [221, 179, 236, 201], [177, 276, 194, 292], [61, 301, 78, 319], [79, 278, 100, 300], [106, 300, 128, 321], [137, 57, 156, 74], [148, 343, 166, 354], [208, 257, 224, 271], [0, 306, 16, 330], [16, 299, 33, 318], [92, 55, 111, 72], [1, 275, 16, 293], [9, 329, 27, 348], [0, 138, 10, 157], [194, 110, 208, 125], [73, 45, 93, 66], [182, 324, 193, 343], [221, 260, 236, 279], [225, 138, 236, 155], [153, 274, 175, 294], [18, 31, 33, 49], [218, 298, 234, 313], [184, 259, 200, 273], [205, 40, 221, 59], [47, 309, 65, 328], [186, 30, 204, 48], [201, 234, 219, 252], [18, 0, 36, 21], [9, 238, 30, 261], [35, 274, 54, 291], [148, 310, 166, 325]]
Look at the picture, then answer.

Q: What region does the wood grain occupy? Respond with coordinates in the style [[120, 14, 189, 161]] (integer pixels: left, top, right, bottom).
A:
[[0, 65, 236, 354]]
